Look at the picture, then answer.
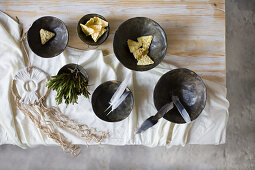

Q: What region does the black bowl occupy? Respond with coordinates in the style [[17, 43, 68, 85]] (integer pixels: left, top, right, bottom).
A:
[[77, 14, 110, 46], [27, 16, 68, 58], [113, 17, 167, 71], [153, 68, 206, 124], [92, 81, 134, 122], [58, 63, 89, 83]]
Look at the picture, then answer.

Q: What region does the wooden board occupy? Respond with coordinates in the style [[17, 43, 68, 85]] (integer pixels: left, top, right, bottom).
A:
[[0, 0, 225, 85]]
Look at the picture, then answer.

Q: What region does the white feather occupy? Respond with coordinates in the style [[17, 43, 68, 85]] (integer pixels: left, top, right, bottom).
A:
[[109, 72, 131, 105], [106, 91, 131, 116]]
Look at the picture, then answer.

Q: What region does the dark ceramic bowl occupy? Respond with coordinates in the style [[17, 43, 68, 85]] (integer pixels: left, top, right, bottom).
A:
[[113, 17, 167, 71], [77, 14, 110, 46], [92, 81, 134, 122], [58, 63, 89, 83], [153, 68, 206, 124], [27, 16, 68, 58]]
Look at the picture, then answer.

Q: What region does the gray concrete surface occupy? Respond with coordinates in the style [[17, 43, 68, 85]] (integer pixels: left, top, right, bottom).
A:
[[0, 0, 254, 169]]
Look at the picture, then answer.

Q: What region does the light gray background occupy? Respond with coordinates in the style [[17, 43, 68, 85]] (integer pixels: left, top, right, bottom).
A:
[[0, 0, 254, 169]]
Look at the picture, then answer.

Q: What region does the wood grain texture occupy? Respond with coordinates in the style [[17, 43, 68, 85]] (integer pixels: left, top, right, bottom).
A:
[[0, 0, 225, 85]]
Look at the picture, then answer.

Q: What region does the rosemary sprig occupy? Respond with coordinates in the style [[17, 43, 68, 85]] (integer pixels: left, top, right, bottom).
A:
[[45, 71, 90, 105]]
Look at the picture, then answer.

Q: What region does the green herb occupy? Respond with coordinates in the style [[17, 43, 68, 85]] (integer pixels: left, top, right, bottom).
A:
[[45, 70, 90, 105]]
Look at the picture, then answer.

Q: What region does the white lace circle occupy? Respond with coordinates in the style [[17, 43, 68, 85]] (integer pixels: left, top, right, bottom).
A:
[[14, 67, 48, 104]]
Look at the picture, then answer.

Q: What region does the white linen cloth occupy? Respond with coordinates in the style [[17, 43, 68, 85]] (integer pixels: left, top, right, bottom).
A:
[[0, 11, 229, 148]]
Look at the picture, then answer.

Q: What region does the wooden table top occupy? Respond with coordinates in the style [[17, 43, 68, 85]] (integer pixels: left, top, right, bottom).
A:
[[0, 0, 225, 85]]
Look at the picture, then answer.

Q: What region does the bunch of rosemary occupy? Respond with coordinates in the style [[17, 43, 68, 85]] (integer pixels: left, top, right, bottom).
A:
[[46, 70, 90, 105]]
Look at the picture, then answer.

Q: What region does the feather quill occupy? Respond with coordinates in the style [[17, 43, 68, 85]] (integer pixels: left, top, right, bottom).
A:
[[172, 96, 191, 123], [104, 72, 132, 113], [106, 91, 131, 116], [109, 72, 131, 105]]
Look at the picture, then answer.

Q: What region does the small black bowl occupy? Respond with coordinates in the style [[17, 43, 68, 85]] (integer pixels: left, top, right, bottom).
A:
[[27, 16, 69, 58], [77, 14, 110, 46], [113, 17, 167, 71], [58, 63, 89, 83], [92, 81, 134, 122], [153, 68, 207, 124]]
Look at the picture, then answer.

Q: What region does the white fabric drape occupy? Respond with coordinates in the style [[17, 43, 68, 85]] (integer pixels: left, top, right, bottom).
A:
[[0, 11, 229, 148]]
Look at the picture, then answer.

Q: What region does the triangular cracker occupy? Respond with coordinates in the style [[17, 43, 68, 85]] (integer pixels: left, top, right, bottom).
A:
[[127, 39, 142, 53], [137, 54, 154, 65], [85, 18, 95, 26], [93, 17, 108, 27], [98, 28, 107, 38], [91, 28, 106, 42], [40, 29, 55, 45], [89, 25, 103, 33], [133, 48, 148, 60], [80, 24, 94, 36], [137, 35, 153, 49]]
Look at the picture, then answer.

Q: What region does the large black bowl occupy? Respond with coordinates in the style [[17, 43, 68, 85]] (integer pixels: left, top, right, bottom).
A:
[[77, 14, 110, 46], [27, 16, 68, 58], [153, 68, 207, 124], [92, 81, 134, 122], [113, 17, 167, 71]]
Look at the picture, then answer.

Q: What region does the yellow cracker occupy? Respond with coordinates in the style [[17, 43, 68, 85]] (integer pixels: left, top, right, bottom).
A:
[[40, 29, 55, 45], [85, 18, 95, 26], [137, 35, 153, 49], [98, 28, 106, 38], [93, 17, 108, 27], [80, 24, 94, 36], [137, 54, 154, 65], [89, 25, 103, 33], [133, 48, 148, 60], [91, 28, 106, 42], [127, 39, 142, 53]]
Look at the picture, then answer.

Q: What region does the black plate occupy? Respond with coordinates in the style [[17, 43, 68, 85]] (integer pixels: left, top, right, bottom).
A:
[[27, 16, 68, 58], [77, 14, 110, 46], [113, 17, 167, 71], [92, 81, 134, 122], [58, 63, 89, 83], [153, 68, 206, 124]]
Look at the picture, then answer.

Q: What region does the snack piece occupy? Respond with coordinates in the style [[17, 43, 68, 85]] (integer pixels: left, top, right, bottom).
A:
[[80, 24, 94, 36], [89, 25, 103, 33], [137, 54, 154, 66], [133, 48, 148, 60], [127, 35, 154, 66], [80, 16, 108, 42], [91, 28, 106, 42], [40, 29, 55, 45], [137, 35, 153, 49], [94, 17, 108, 27], [85, 18, 95, 26], [127, 39, 142, 53], [98, 28, 107, 38]]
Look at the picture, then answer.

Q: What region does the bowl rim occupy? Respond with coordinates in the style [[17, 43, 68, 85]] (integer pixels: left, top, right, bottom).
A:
[[153, 68, 207, 124], [91, 80, 134, 123], [27, 16, 69, 58], [57, 63, 89, 83], [77, 13, 110, 46], [113, 16, 168, 71]]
